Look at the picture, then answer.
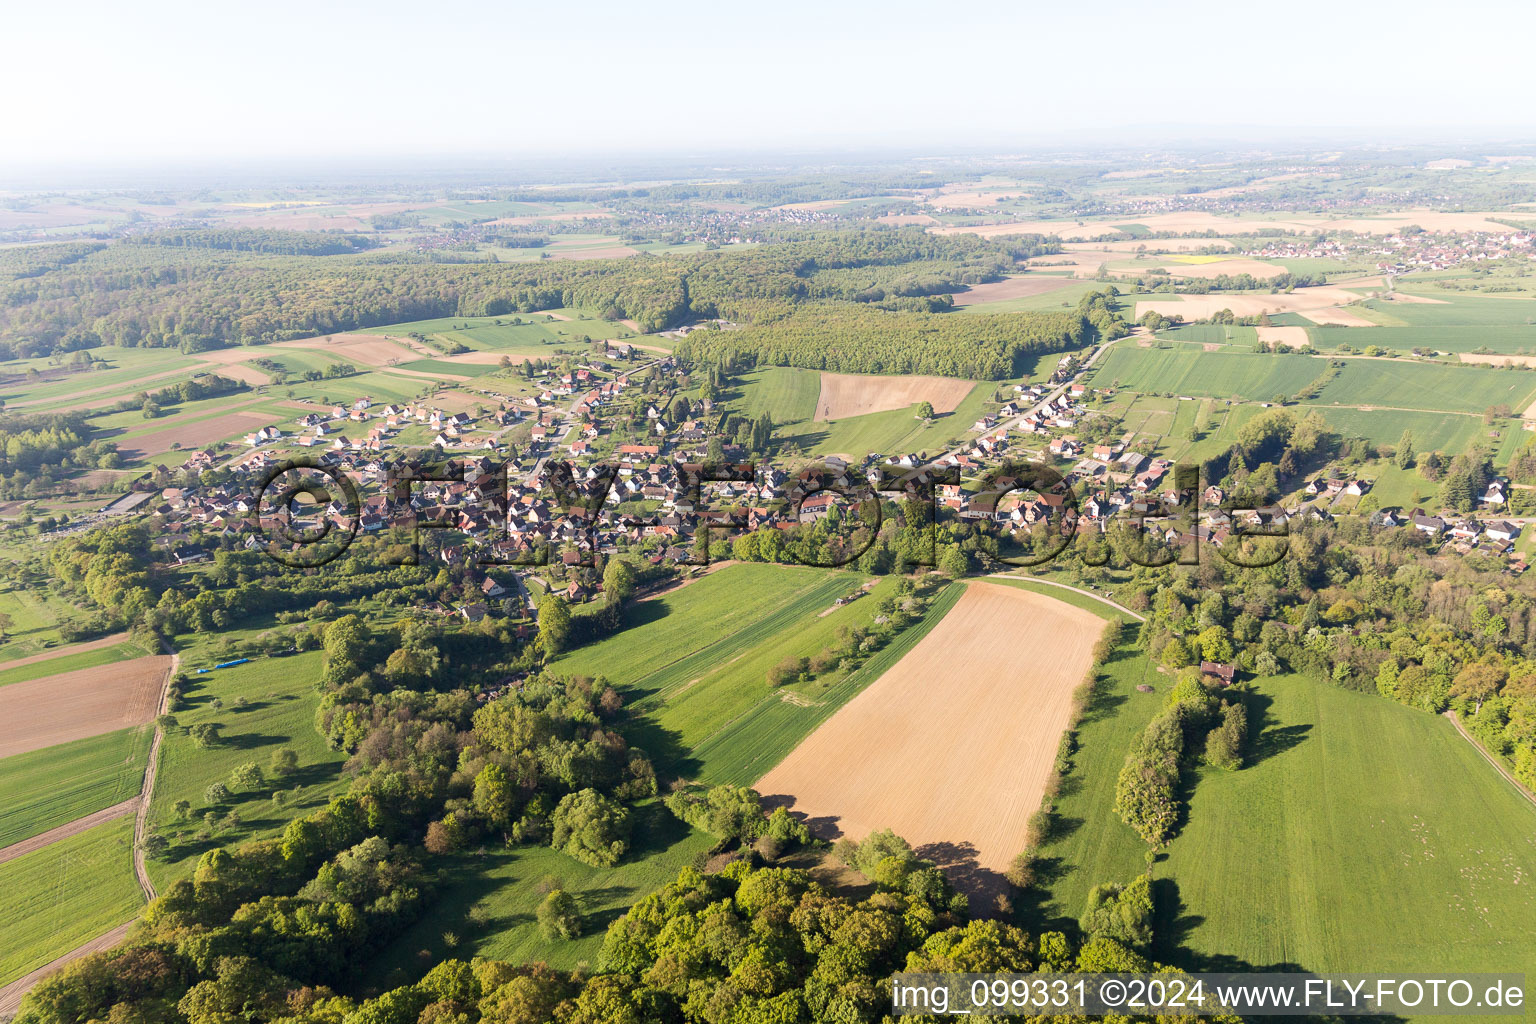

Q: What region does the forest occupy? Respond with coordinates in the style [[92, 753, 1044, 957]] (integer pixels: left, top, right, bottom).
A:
[[0, 229, 1066, 365]]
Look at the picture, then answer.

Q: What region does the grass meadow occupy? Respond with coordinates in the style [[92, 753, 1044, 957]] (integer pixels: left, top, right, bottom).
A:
[[144, 649, 349, 889], [0, 816, 143, 985], [0, 726, 152, 848], [0, 588, 81, 662], [360, 801, 712, 990], [1022, 647, 1536, 978], [1162, 675, 1536, 975]]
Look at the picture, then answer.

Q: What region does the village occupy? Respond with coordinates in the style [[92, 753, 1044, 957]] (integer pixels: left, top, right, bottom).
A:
[[109, 332, 1534, 633]]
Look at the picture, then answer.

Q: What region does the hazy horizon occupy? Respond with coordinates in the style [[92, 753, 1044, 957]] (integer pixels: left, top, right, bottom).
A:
[[6, 0, 1535, 177]]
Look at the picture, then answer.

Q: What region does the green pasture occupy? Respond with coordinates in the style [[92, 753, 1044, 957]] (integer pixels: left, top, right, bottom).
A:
[[144, 649, 349, 889]]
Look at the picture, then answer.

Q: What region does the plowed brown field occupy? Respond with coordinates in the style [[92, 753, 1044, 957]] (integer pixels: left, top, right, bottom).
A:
[[756, 583, 1104, 887], [0, 656, 171, 758], [815, 373, 974, 420]]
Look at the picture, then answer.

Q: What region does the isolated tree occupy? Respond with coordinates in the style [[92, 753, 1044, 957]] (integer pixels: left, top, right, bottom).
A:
[[270, 746, 298, 777], [189, 723, 221, 748], [550, 789, 630, 867], [536, 889, 583, 941], [915, 400, 935, 420], [204, 782, 231, 806], [229, 762, 264, 793], [1395, 430, 1416, 469], [537, 594, 572, 656], [603, 558, 636, 608]]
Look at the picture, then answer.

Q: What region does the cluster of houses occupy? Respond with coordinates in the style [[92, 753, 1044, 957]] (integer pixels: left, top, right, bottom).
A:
[[1242, 228, 1535, 276]]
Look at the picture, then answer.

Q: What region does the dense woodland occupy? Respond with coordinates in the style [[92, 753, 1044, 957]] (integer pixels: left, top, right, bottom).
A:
[[0, 230, 1082, 373]]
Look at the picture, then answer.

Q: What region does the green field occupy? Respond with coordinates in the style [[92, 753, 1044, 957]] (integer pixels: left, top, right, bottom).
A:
[[1162, 676, 1536, 974], [1310, 406, 1490, 454], [1158, 325, 1259, 347], [0, 348, 199, 408], [558, 565, 867, 772], [726, 366, 821, 425], [360, 801, 712, 990], [1027, 658, 1536, 977], [1093, 346, 1322, 402], [1316, 360, 1536, 414], [0, 816, 143, 985], [144, 649, 350, 889], [361, 310, 635, 354], [0, 644, 147, 693], [1321, 325, 1536, 355], [280, 370, 426, 406], [0, 727, 152, 847], [0, 589, 81, 662], [1096, 345, 1536, 414], [1363, 294, 1536, 328], [398, 358, 499, 378]]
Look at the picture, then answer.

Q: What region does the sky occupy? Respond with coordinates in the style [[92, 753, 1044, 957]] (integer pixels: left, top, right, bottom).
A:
[[4, 0, 1534, 170]]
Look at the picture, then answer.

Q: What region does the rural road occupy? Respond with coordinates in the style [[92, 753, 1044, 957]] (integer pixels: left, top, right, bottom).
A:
[[0, 799, 138, 866], [986, 574, 1146, 621], [1443, 711, 1536, 811], [132, 649, 179, 901]]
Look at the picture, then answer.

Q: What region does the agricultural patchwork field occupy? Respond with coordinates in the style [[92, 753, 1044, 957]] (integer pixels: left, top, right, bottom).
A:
[[0, 816, 143, 986], [0, 726, 151, 849], [0, 655, 169, 758], [757, 582, 1105, 890]]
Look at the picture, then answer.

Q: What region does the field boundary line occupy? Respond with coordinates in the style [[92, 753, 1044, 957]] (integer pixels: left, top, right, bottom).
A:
[[0, 922, 135, 1017], [1443, 710, 1536, 811], [0, 632, 131, 676], [986, 574, 1145, 622], [0, 798, 138, 866]]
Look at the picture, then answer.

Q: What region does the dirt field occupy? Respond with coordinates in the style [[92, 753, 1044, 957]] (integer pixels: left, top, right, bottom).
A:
[[950, 275, 1079, 307], [1257, 326, 1312, 349], [815, 373, 974, 420], [1300, 307, 1379, 327], [1133, 284, 1380, 323], [756, 583, 1104, 891], [0, 656, 171, 758], [1151, 257, 1286, 280], [545, 242, 637, 261], [118, 409, 274, 458], [1378, 291, 1449, 305], [274, 334, 419, 367], [1461, 353, 1536, 367]]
